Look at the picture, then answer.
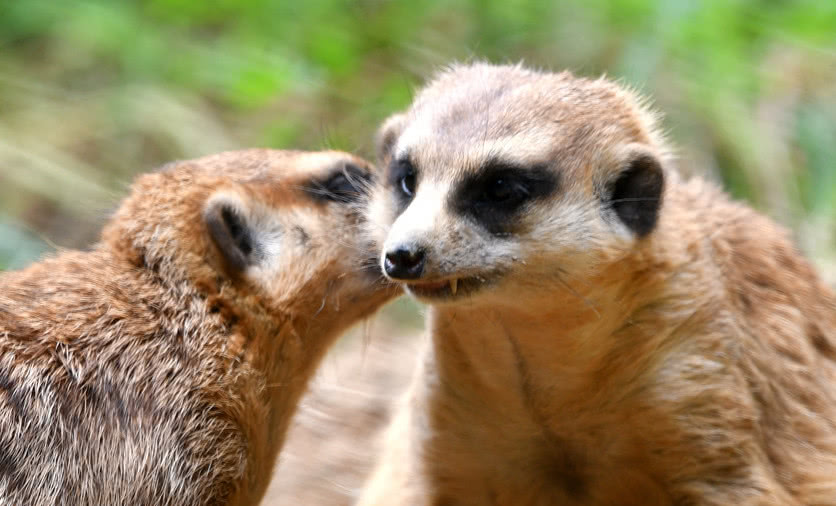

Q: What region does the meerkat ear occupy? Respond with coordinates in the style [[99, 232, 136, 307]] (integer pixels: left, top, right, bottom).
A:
[[376, 112, 408, 165], [204, 195, 259, 272], [609, 146, 665, 237]]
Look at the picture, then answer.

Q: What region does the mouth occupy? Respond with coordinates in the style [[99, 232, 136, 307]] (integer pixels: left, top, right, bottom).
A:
[[403, 275, 492, 301]]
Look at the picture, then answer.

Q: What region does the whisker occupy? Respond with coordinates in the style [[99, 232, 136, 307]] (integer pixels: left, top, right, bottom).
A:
[[553, 268, 601, 319], [608, 197, 661, 204]]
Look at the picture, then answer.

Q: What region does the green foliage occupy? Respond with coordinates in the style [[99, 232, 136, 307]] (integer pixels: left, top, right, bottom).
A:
[[0, 0, 834, 274], [0, 219, 49, 272]]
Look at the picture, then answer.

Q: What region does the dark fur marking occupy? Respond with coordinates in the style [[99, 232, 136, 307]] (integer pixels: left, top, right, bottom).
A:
[[451, 160, 559, 236], [609, 153, 664, 237], [0, 368, 25, 419], [751, 274, 777, 291], [137, 248, 171, 289], [81, 382, 103, 410], [303, 162, 372, 204], [154, 465, 173, 500], [58, 398, 83, 433], [737, 290, 752, 312], [171, 328, 189, 362], [294, 226, 310, 246], [101, 377, 130, 427], [809, 322, 836, 360], [540, 442, 588, 500], [0, 442, 25, 494]]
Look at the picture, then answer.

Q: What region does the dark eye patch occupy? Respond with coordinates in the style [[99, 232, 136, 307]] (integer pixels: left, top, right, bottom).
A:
[[451, 160, 558, 236], [303, 162, 372, 203]]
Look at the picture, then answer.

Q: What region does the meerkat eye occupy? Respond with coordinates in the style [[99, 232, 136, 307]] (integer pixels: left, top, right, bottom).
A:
[[484, 176, 516, 202], [477, 172, 530, 207], [400, 170, 416, 197], [388, 158, 417, 200]]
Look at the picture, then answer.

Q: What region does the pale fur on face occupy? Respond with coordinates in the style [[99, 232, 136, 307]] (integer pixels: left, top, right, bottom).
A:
[[370, 62, 669, 304]]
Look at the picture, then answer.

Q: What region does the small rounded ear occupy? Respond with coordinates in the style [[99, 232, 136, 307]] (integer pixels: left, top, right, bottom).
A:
[[204, 195, 258, 272], [609, 146, 665, 237], [376, 112, 408, 165]]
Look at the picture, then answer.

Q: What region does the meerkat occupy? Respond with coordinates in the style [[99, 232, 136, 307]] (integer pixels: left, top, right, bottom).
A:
[[0, 149, 398, 506], [358, 63, 836, 505]]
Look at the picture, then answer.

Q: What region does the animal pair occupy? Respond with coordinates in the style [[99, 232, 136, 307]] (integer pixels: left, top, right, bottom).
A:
[[4, 61, 836, 506]]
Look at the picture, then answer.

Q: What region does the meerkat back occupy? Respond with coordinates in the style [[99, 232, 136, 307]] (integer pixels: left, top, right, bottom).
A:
[[0, 149, 397, 506]]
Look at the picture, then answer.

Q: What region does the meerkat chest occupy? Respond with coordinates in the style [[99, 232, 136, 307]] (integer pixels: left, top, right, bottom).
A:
[[423, 321, 670, 505], [422, 386, 669, 506]]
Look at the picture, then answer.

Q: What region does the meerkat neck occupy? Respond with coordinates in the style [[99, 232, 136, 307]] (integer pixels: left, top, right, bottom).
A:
[[427, 296, 633, 409], [425, 242, 696, 417]]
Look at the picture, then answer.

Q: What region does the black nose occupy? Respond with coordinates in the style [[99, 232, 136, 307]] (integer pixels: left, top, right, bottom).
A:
[[384, 246, 425, 280]]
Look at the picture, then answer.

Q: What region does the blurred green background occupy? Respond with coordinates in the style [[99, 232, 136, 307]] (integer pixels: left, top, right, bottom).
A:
[[1, 0, 835, 280]]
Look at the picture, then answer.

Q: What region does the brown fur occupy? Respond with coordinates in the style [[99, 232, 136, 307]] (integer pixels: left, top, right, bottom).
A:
[[0, 149, 398, 505], [360, 63, 836, 505]]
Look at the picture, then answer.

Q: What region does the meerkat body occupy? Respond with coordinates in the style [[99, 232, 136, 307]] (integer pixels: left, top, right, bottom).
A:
[[0, 149, 397, 505], [360, 63, 836, 505]]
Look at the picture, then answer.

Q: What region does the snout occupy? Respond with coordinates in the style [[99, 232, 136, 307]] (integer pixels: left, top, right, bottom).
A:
[[380, 240, 482, 300], [383, 244, 425, 280]]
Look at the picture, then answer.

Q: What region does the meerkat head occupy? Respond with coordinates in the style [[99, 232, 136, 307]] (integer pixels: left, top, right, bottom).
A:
[[368, 63, 670, 306], [104, 149, 396, 327]]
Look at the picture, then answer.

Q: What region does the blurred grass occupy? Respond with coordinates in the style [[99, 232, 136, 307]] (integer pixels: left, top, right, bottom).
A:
[[0, 0, 835, 281]]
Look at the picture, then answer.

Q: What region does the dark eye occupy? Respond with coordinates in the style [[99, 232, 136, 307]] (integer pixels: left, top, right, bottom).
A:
[[388, 158, 417, 200], [400, 169, 416, 197], [484, 176, 514, 202], [478, 173, 528, 207]]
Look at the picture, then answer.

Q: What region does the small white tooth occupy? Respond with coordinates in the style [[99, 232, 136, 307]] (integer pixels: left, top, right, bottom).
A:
[[450, 279, 458, 295]]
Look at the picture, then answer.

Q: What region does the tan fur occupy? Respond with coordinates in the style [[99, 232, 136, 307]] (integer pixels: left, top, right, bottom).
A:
[[360, 63, 836, 505], [0, 149, 398, 505]]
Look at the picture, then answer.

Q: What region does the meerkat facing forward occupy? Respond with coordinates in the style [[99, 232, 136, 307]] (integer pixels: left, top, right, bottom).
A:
[[0, 149, 398, 505], [359, 63, 836, 505]]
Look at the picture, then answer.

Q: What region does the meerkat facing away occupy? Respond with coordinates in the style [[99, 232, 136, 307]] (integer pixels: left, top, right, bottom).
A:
[[358, 63, 836, 505], [0, 149, 398, 505]]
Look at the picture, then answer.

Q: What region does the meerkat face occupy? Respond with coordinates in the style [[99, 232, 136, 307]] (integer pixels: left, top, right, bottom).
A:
[[368, 64, 667, 306], [194, 150, 397, 320], [104, 149, 395, 324]]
